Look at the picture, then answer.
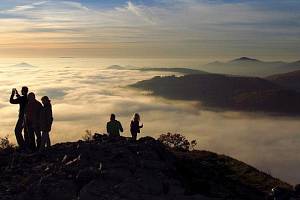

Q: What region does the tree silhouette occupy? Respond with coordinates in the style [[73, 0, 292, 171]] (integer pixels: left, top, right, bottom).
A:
[[158, 133, 196, 151]]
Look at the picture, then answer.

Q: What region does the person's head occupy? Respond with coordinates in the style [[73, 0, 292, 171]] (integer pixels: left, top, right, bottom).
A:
[[110, 114, 116, 121], [21, 86, 28, 96], [133, 113, 140, 122], [27, 92, 36, 102], [41, 96, 51, 106]]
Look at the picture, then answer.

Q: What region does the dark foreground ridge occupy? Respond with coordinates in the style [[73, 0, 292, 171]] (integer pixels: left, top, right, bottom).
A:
[[0, 135, 295, 200]]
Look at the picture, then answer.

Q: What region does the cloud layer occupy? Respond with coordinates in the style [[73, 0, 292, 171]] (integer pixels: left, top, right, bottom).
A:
[[0, 58, 300, 184]]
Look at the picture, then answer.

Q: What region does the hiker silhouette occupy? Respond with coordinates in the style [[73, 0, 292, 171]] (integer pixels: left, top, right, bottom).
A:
[[106, 114, 123, 137], [26, 92, 42, 151], [130, 113, 143, 141], [9, 87, 28, 149], [39, 96, 53, 151]]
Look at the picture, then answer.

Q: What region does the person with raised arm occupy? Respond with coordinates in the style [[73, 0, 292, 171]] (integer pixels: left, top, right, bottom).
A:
[[9, 86, 28, 150]]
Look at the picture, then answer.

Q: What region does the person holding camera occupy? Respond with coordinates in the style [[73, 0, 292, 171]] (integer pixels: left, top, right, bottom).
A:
[[9, 86, 29, 149]]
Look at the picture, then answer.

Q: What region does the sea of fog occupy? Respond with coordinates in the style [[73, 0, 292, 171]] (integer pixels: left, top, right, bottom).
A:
[[0, 58, 299, 185]]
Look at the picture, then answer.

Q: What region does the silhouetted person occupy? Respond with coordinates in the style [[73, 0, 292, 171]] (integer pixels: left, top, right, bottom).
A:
[[106, 114, 123, 137], [26, 92, 42, 151], [39, 96, 53, 151], [9, 87, 28, 149], [130, 113, 143, 141]]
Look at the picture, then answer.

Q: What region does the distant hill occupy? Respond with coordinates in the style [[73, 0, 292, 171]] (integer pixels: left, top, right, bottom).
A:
[[138, 67, 209, 75], [201, 57, 300, 77], [267, 70, 300, 91], [106, 65, 126, 70], [106, 66, 209, 75], [230, 57, 261, 63], [131, 73, 300, 114], [9, 62, 36, 68], [0, 135, 293, 199]]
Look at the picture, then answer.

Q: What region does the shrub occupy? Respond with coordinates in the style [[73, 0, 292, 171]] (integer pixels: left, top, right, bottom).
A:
[[0, 135, 14, 150], [82, 130, 93, 141], [190, 140, 197, 150], [158, 132, 197, 151]]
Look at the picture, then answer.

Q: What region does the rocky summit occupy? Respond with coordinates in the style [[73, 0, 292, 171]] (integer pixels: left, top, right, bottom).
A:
[[0, 135, 296, 200]]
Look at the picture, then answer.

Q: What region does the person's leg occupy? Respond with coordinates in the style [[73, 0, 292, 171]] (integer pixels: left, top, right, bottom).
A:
[[46, 132, 51, 148], [27, 122, 36, 151], [23, 121, 29, 150], [14, 118, 25, 148], [131, 132, 137, 141], [39, 131, 46, 151], [35, 127, 41, 151]]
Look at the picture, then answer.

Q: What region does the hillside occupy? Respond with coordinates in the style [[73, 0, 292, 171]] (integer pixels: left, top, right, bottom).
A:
[[201, 57, 300, 77], [9, 62, 36, 68], [106, 65, 126, 70], [0, 135, 293, 200], [138, 67, 208, 75], [131, 74, 300, 114], [267, 70, 300, 91]]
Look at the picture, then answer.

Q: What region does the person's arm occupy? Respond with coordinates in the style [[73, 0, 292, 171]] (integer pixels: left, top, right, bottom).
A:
[[47, 107, 54, 128], [9, 89, 20, 104], [139, 123, 143, 128], [49, 106, 53, 124], [106, 122, 110, 134], [119, 122, 123, 132], [130, 121, 133, 129]]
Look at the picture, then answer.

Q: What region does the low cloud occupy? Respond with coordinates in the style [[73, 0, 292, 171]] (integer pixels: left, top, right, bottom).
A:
[[0, 61, 299, 184], [38, 87, 71, 100]]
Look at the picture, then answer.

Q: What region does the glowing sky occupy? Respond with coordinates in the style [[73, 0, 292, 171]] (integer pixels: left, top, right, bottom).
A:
[[0, 0, 299, 59]]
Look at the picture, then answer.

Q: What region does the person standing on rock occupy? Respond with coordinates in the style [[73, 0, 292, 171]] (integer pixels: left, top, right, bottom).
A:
[[26, 92, 42, 151], [39, 96, 53, 151], [106, 114, 123, 137], [130, 113, 143, 141], [9, 86, 29, 150]]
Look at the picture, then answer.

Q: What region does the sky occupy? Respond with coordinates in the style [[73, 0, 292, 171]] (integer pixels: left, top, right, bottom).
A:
[[0, 0, 299, 59]]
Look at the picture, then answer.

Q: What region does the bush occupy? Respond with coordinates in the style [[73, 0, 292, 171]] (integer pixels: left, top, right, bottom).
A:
[[158, 133, 197, 151], [82, 130, 93, 141], [0, 135, 14, 150]]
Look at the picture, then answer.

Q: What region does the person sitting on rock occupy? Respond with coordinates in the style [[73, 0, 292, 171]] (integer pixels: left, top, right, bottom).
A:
[[106, 114, 123, 137], [39, 96, 53, 151], [130, 113, 143, 141]]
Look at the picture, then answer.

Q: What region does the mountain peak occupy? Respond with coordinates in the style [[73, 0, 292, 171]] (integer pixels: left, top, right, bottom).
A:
[[106, 65, 125, 70], [10, 62, 35, 68], [231, 57, 260, 62]]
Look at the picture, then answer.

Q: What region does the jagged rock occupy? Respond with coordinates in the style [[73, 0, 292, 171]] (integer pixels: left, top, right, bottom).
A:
[[76, 167, 101, 187], [295, 184, 300, 195], [0, 135, 293, 200], [292, 184, 300, 200], [270, 186, 292, 200]]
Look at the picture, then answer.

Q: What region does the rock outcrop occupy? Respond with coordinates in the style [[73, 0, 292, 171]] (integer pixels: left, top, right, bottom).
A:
[[0, 135, 295, 200]]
